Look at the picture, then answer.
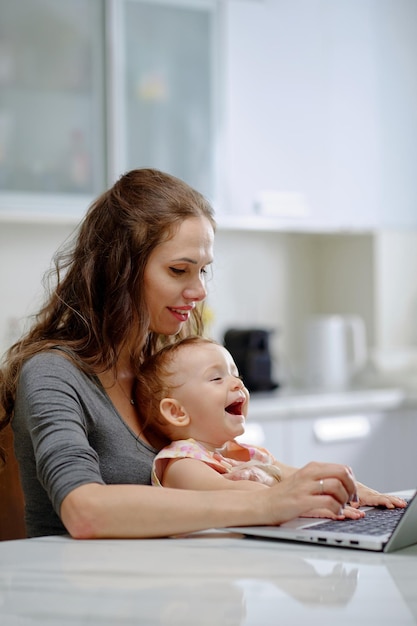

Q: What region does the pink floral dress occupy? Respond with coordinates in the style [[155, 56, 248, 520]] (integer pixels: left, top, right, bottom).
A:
[[152, 438, 281, 486]]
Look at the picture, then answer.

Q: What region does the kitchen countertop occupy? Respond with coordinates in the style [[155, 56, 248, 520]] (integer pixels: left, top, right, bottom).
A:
[[248, 386, 408, 420], [1, 529, 417, 625]]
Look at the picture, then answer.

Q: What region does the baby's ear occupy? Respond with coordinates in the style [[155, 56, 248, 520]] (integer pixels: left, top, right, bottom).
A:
[[159, 398, 190, 427]]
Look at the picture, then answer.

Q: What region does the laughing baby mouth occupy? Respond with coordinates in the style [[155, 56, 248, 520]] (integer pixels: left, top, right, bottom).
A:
[[225, 400, 244, 415]]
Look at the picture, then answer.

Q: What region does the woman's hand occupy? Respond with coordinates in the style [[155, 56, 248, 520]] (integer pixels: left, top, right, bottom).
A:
[[265, 461, 357, 524]]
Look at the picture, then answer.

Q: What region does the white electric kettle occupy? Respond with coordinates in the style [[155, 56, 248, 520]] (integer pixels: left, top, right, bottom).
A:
[[303, 315, 367, 390]]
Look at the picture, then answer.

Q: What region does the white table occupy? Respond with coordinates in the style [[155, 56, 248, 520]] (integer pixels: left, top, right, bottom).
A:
[[1, 530, 417, 625]]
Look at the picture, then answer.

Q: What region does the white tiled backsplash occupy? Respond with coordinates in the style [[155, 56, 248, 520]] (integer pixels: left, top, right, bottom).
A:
[[1, 222, 417, 390]]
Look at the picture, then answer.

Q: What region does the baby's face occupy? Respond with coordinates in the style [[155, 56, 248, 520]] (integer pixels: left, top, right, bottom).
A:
[[166, 343, 249, 448]]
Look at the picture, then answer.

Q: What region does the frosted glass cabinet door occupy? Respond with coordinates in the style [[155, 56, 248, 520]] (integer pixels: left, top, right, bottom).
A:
[[0, 0, 106, 198], [120, 0, 215, 200]]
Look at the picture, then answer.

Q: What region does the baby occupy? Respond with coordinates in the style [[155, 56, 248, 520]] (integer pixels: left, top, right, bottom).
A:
[[135, 336, 282, 490], [134, 336, 408, 519]]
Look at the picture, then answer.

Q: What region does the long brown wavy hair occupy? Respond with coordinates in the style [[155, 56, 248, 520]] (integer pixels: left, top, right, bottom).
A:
[[0, 168, 216, 466]]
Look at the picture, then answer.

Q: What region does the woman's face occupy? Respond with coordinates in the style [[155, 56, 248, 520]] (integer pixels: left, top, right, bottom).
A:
[[143, 216, 214, 336]]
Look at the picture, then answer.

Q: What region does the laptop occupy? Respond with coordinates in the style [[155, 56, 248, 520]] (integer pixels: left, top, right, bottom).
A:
[[226, 490, 417, 552]]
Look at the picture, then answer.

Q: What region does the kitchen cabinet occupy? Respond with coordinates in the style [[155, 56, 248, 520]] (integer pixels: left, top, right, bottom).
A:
[[284, 412, 393, 493], [2, 0, 416, 229], [0, 0, 106, 220], [0, 0, 217, 221], [221, 0, 417, 231], [376, 1, 417, 229], [246, 399, 417, 493], [116, 0, 215, 202]]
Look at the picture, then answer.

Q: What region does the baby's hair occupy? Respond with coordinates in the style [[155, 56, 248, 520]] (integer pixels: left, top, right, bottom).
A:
[[135, 336, 219, 447]]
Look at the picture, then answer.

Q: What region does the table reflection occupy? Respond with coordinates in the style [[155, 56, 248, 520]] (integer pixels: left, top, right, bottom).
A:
[[1, 535, 417, 625], [0, 537, 361, 625]]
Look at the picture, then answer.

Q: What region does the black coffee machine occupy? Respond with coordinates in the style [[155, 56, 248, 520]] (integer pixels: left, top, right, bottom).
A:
[[223, 328, 279, 392]]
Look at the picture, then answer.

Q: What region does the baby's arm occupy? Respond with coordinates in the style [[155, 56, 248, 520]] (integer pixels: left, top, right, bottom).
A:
[[226, 462, 281, 485], [161, 457, 269, 491]]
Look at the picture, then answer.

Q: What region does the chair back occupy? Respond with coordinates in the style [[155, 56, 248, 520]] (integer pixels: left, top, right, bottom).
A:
[[0, 424, 26, 540]]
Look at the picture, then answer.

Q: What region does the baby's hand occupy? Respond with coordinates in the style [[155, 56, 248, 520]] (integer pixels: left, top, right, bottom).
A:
[[351, 483, 408, 509], [225, 466, 277, 486]]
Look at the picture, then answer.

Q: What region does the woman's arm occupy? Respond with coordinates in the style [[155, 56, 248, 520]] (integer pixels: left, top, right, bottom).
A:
[[60, 460, 357, 539]]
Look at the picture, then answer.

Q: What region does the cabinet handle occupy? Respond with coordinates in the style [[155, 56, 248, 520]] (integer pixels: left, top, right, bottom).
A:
[[313, 415, 371, 443]]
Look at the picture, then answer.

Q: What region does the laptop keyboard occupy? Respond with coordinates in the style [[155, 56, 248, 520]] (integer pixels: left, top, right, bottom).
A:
[[311, 506, 407, 536]]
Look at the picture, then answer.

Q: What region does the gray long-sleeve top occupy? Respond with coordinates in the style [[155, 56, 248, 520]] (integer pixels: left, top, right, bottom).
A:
[[12, 351, 157, 537]]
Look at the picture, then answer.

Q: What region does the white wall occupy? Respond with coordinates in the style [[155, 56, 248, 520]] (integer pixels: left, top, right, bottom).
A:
[[0, 222, 361, 385], [1, 224, 417, 390], [208, 230, 317, 384], [374, 231, 417, 351], [314, 234, 375, 343], [0, 221, 76, 354], [206, 229, 379, 386]]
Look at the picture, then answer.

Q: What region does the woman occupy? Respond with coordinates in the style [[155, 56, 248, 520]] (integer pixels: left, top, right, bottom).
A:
[[0, 168, 362, 539]]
